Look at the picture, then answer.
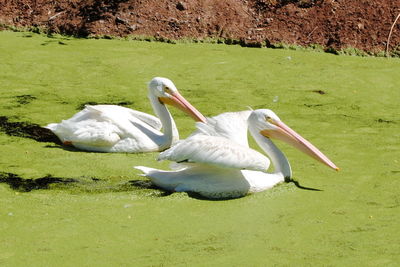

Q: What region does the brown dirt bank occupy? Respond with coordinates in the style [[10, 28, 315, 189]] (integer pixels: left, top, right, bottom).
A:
[[1, 0, 399, 54]]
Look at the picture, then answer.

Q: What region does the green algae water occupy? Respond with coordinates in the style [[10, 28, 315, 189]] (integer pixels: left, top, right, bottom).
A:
[[0, 31, 399, 266]]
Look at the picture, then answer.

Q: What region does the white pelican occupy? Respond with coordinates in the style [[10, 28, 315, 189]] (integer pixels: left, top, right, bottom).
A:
[[135, 109, 338, 199], [189, 110, 252, 146], [45, 77, 207, 152]]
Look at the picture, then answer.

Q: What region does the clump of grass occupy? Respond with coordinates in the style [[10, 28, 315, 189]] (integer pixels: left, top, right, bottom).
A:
[[390, 45, 400, 57], [307, 43, 325, 52], [0, 23, 20, 32], [338, 46, 370, 57]]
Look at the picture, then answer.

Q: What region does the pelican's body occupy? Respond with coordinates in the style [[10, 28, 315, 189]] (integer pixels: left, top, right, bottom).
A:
[[136, 109, 338, 199], [46, 77, 206, 152], [190, 110, 251, 147]]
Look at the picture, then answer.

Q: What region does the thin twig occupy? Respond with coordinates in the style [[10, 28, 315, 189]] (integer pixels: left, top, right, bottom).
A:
[[48, 11, 65, 21], [307, 26, 318, 39], [386, 12, 400, 57]]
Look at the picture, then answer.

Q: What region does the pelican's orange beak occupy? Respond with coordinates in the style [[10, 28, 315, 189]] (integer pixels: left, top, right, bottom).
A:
[[261, 119, 339, 171], [159, 91, 207, 123]]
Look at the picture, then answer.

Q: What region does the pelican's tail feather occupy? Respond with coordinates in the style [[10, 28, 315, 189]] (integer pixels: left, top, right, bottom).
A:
[[134, 166, 180, 192], [44, 122, 71, 143], [44, 123, 58, 131], [134, 166, 157, 176]]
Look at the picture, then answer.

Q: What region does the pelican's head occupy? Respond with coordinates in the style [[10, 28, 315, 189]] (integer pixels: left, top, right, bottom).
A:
[[148, 77, 206, 123], [249, 109, 339, 171]]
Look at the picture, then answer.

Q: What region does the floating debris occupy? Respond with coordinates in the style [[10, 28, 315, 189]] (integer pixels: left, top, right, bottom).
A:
[[312, 90, 326, 95]]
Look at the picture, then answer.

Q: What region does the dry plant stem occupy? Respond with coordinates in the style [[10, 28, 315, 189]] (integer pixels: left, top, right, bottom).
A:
[[386, 12, 400, 57]]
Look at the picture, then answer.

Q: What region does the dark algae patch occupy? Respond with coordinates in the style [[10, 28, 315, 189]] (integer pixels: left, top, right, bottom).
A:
[[0, 172, 76, 192], [15, 94, 37, 104], [376, 118, 396, 124], [0, 116, 61, 144], [0, 172, 163, 194]]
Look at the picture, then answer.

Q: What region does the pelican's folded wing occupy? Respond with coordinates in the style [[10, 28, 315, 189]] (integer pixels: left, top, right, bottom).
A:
[[190, 110, 251, 147], [88, 105, 162, 131], [125, 109, 162, 131], [158, 135, 270, 171]]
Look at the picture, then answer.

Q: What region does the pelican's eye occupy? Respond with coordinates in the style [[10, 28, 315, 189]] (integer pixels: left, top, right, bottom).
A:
[[164, 87, 172, 95], [265, 116, 273, 124]]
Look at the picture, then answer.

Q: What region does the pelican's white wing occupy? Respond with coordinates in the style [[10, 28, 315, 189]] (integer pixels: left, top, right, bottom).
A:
[[158, 134, 270, 171], [88, 105, 162, 130], [190, 110, 251, 147]]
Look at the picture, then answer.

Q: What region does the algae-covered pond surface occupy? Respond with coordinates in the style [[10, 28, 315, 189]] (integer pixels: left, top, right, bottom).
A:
[[1, 31, 399, 266]]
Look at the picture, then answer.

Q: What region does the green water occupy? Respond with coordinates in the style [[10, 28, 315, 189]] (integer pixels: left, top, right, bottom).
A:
[[0, 31, 399, 266]]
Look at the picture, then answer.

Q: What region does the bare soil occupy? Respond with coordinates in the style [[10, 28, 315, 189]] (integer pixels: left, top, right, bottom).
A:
[[1, 0, 399, 53]]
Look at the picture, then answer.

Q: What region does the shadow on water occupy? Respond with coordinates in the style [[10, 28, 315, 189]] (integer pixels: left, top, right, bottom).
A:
[[128, 180, 242, 200], [0, 116, 62, 145], [289, 179, 323, 191], [129, 178, 323, 200], [0, 172, 172, 196], [76, 101, 134, 110], [187, 191, 241, 201], [44, 144, 80, 152], [128, 180, 174, 197], [0, 172, 77, 192], [0, 170, 323, 197], [183, 181, 324, 200]]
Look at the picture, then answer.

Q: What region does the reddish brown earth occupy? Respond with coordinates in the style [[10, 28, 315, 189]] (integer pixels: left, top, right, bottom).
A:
[[1, 0, 399, 54]]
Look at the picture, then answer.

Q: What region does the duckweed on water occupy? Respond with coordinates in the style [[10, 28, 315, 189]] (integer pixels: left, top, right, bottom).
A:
[[0, 31, 399, 266]]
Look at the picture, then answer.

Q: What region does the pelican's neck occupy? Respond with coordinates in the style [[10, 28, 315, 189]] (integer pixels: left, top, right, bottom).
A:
[[148, 93, 179, 149], [249, 125, 292, 179]]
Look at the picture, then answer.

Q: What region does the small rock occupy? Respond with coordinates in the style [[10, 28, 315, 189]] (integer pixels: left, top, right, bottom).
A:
[[128, 24, 138, 31], [116, 17, 128, 24], [176, 2, 186, 11]]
